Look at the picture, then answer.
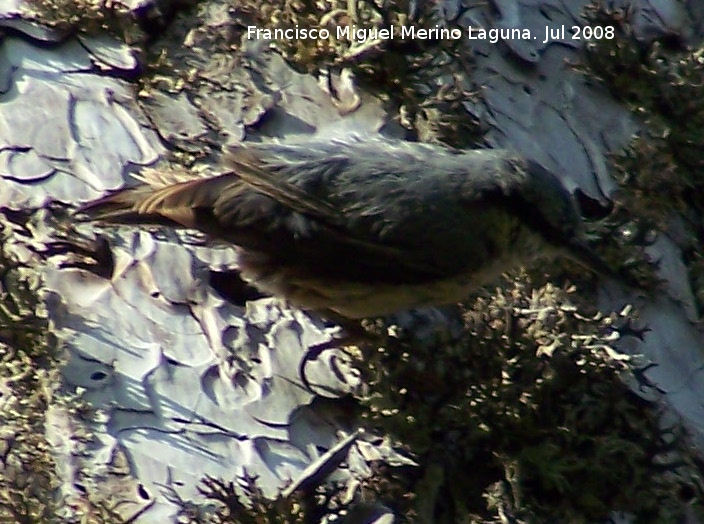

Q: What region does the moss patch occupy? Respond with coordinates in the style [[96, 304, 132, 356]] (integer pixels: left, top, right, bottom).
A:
[[357, 275, 703, 522]]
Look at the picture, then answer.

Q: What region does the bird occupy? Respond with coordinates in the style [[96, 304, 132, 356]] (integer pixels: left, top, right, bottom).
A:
[[80, 132, 617, 319]]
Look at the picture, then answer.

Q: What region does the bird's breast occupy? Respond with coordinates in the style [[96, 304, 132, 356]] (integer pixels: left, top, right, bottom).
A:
[[237, 248, 532, 319]]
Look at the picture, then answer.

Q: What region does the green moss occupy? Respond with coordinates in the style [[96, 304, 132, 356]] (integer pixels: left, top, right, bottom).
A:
[[25, 0, 146, 42], [357, 275, 703, 523], [585, 28, 704, 219], [582, 2, 704, 314], [0, 214, 61, 523], [585, 3, 704, 178]]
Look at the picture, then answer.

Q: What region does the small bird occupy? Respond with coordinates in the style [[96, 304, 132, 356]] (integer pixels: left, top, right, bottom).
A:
[[80, 133, 615, 319]]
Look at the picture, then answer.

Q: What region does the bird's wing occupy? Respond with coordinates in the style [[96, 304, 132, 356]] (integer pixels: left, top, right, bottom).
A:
[[223, 146, 343, 226], [222, 145, 447, 281]]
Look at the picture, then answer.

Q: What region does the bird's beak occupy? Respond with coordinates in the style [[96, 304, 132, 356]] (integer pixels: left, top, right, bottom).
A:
[[564, 240, 619, 280]]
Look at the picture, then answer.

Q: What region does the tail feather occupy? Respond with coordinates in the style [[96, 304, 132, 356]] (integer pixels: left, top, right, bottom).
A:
[[78, 174, 243, 230], [77, 186, 173, 225]]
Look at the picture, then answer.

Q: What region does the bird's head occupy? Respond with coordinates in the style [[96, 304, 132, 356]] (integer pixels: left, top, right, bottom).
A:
[[508, 159, 617, 279]]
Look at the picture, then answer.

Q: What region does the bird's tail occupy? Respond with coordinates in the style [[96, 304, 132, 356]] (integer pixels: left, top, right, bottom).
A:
[[77, 185, 169, 224], [77, 173, 240, 230]]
